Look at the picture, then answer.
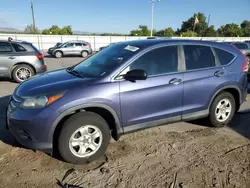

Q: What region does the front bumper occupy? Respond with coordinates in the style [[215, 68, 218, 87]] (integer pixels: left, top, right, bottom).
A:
[[6, 95, 59, 153]]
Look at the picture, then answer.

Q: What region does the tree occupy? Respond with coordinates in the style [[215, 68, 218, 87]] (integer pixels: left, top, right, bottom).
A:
[[181, 30, 197, 37], [218, 24, 243, 37], [203, 25, 218, 37], [42, 25, 72, 35], [59, 26, 73, 35], [24, 24, 39, 34], [179, 12, 208, 37], [241, 20, 250, 37], [155, 27, 175, 37], [130, 25, 150, 36]]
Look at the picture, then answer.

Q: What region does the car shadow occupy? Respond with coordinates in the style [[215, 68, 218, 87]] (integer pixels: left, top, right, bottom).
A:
[[0, 95, 20, 147], [44, 54, 85, 59]]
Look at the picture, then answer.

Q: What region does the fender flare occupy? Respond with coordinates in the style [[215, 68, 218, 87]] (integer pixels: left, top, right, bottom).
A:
[[208, 85, 242, 109], [48, 103, 123, 142]]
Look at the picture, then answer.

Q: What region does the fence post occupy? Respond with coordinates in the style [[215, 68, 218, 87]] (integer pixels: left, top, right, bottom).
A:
[[110, 36, 112, 45], [61, 35, 63, 43], [37, 35, 41, 50]]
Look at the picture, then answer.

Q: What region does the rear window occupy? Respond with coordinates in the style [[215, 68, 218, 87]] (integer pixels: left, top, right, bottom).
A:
[[183, 45, 216, 70], [28, 43, 41, 53], [12, 43, 27, 52], [214, 48, 235, 65]]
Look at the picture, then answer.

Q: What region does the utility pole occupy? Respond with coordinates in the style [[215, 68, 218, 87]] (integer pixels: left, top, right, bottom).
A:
[[148, 0, 160, 37], [31, 0, 36, 33]]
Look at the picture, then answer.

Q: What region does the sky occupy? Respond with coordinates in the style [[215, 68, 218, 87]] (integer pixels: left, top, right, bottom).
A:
[[0, 0, 249, 33]]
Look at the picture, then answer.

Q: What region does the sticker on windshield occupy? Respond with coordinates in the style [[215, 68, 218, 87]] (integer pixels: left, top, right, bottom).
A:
[[124, 45, 139, 52]]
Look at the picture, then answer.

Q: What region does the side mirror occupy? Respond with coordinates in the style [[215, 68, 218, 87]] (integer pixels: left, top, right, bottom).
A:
[[124, 69, 147, 81]]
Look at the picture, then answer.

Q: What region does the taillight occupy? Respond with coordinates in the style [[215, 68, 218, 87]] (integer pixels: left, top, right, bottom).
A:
[[232, 45, 248, 72], [88, 43, 91, 48], [242, 55, 248, 72], [36, 54, 43, 60]]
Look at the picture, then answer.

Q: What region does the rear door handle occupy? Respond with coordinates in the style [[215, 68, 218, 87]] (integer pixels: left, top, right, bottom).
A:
[[169, 78, 182, 85], [9, 56, 15, 60], [214, 71, 224, 77]]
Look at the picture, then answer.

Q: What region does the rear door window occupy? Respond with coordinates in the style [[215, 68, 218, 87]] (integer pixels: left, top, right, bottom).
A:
[[183, 45, 216, 70], [214, 48, 235, 65], [0, 42, 12, 52], [12, 43, 27, 52], [75, 43, 83, 47]]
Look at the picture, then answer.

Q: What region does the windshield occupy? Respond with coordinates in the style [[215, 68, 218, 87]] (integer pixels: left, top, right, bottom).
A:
[[71, 43, 143, 77]]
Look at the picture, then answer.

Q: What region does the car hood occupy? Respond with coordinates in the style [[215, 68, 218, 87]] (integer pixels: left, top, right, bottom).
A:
[[16, 69, 94, 97]]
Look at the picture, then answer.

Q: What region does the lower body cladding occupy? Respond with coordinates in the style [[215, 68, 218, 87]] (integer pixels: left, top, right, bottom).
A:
[[6, 105, 59, 153]]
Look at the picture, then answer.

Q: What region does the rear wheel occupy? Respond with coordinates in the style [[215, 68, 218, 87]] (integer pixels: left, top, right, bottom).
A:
[[12, 64, 35, 83], [246, 56, 250, 65], [55, 51, 63, 58], [81, 51, 89, 58], [208, 92, 235, 127], [58, 112, 111, 164]]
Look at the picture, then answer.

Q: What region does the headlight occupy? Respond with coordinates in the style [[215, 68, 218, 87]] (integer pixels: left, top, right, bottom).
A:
[[21, 93, 64, 109]]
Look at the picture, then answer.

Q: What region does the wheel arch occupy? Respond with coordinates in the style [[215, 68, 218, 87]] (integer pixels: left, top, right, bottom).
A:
[[11, 62, 36, 78], [50, 103, 123, 152], [209, 85, 242, 112], [53, 50, 63, 56]]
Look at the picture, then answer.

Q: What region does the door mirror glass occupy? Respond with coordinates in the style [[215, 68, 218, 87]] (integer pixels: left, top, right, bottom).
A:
[[124, 69, 147, 81]]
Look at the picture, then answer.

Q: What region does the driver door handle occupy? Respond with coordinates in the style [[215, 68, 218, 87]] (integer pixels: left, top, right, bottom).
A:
[[9, 56, 15, 60], [169, 78, 182, 85]]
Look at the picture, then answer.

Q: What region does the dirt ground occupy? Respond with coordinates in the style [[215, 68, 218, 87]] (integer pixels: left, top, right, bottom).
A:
[[0, 56, 249, 188]]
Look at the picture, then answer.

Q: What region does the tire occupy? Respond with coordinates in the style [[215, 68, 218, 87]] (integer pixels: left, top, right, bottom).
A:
[[12, 64, 35, 83], [54, 51, 63, 58], [58, 112, 111, 164], [81, 51, 89, 58], [208, 92, 236, 127], [246, 56, 250, 64]]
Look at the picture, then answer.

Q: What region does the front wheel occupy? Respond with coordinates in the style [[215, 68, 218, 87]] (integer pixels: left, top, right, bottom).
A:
[[54, 51, 63, 58], [81, 51, 89, 58], [208, 92, 236, 127], [58, 112, 111, 164]]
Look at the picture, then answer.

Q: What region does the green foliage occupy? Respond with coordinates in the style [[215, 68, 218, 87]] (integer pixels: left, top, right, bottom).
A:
[[241, 20, 250, 37], [130, 25, 151, 36], [179, 12, 208, 36], [218, 24, 243, 37], [42, 25, 72, 35], [181, 31, 197, 37], [155, 27, 175, 37], [204, 26, 218, 37], [24, 24, 40, 34]]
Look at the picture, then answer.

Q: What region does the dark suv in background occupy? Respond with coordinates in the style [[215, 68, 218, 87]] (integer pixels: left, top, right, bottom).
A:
[[7, 40, 248, 164], [0, 39, 47, 83]]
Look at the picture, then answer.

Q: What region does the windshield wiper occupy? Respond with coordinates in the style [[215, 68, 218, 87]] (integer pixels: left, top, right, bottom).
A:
[[66, 67, 84, 78]]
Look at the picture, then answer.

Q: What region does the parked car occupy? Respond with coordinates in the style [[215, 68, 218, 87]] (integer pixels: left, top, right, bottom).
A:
[[54, 42, 62, 47], [226, 42, 250, 61], [47, 40, 93, 58], [7, 39, 248, 164], [99, 42, 117, 51], [244, 40, 250, 46], [0, 39, 47, 83]]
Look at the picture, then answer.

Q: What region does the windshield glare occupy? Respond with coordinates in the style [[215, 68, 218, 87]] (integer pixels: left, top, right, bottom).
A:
[[72, 43, 142, 77]]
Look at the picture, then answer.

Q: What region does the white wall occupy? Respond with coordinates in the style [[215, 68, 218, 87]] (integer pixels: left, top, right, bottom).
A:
[[0, 33, 250, 52]]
